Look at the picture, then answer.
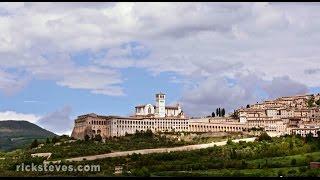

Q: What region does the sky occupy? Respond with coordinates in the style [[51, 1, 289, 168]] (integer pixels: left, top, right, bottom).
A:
[[0, 2, 320, 135]]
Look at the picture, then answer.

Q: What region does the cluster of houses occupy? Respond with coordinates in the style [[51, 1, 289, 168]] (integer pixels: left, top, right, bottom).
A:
[[237, 94, 320, 137]]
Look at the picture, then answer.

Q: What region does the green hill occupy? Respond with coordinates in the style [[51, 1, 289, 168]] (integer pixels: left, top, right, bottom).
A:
[[0, 120, 56, 151]]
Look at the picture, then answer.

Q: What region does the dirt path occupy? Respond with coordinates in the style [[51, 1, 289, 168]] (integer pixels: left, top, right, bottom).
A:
[[62, 137, 256, 162]]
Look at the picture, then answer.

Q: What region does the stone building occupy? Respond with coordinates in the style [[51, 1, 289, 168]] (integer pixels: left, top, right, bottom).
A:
[[71, 93, 188, 139]]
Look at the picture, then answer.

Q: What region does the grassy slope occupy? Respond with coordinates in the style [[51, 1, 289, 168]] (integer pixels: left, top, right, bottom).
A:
[[28, 133, 190, 160]]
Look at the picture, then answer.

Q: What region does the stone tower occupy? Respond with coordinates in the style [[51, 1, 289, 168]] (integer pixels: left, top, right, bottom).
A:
[[156, 92, 166, 117]]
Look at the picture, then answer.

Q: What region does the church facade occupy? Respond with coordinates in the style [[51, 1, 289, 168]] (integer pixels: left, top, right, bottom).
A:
[[134, 93, 184, 118]]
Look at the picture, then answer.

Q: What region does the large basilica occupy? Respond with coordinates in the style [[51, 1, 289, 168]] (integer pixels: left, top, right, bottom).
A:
[[71, 93, 188, 139]]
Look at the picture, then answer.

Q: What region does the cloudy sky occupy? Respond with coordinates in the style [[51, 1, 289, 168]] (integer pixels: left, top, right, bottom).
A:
[[0, 2, 320, 135]]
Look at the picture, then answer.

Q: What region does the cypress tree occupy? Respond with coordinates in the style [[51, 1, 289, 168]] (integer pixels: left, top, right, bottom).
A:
[[222, 108, 225, 117], [46, 138, 50, 144]]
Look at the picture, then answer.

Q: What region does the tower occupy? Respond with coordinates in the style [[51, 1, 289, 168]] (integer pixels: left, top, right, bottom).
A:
[[156, 92, 166, 117]]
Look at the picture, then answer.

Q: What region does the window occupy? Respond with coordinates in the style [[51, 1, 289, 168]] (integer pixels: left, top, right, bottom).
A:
[[148, 107, 152, 114]]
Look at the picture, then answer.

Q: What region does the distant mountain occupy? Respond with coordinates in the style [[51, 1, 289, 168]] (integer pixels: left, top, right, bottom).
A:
[[0, 120, 56, 151]]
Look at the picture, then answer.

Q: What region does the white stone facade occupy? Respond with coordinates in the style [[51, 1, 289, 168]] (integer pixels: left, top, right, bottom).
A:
[[71, 114, 189, 139], [135, 93, 184, 118]]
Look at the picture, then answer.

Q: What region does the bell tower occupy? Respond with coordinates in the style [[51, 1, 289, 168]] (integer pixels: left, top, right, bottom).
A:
[[156, 92, 166, 117]]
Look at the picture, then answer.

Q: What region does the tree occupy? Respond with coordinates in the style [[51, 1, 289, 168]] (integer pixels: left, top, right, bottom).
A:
[[94, 134, 102, 142], [132, 167, 150, 177], [307, 95, 315, 107], [227, 139, 233, 145], [278, 169, 285, 177], [241, 160, 247, 168], [231, 110, 239, 119], [306, 132, 314, 143], [212, 112, 215, 117], [145, 129, 153, 137], [257, 132, 272, 141], [246, 104, 250, 108], [84, 134, 90, 141], [216, 108, 219, 117], [52, 136, 60, 144], [291, 158, 297, 166], [221, 108, 225, 117], [30, 139, 39, 149], [46, 138, 50, 144]]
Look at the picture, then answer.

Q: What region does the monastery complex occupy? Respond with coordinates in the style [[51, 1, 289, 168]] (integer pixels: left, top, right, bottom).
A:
[[71, 93, 320, 139]]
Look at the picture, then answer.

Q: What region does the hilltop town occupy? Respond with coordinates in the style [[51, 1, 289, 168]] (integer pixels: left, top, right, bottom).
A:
[[71, 93, 320, 140]]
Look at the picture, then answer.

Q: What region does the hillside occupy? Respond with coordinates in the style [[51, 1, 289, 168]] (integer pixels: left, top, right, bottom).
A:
[[0, 120, 56, 151]]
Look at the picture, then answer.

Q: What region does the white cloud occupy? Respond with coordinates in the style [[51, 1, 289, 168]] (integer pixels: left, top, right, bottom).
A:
[[0, 2, 319, 113], [0, 111, 41, 123], [36, 106, 73, 135], [0, 107, 75, 135], [181, 74, 309, 116], [0, 69, 30, 96]]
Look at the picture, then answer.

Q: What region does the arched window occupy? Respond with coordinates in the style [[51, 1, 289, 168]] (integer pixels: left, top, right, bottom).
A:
[[148, 107, 152, 114]]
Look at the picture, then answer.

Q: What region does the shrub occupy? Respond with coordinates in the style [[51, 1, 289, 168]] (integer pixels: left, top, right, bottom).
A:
[[52, 136, 60, 144], [30, 139, 39, 149], [84, 135, 90, 142], [131, 166, 150, 177], [299, 166, 307, 173], [288, 169, 297, 176], [94, 134, 102, 142], [277, 169, 285, 177], [257, 132, 272, 141]]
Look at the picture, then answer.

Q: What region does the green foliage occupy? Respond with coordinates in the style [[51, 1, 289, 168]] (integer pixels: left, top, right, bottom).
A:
[[257, 132, 272, 141], [231, 110, 239, 119], [30, 139, 39, 149], [131, 153, 142, 161], [2, 134, 320, 177], [51, 136, 60, 144], [29, 131, 188, 160], [46, 138, 50, 144], [278, 169, 285, 177], [94, 134, 102, 142], [307, 95, 315, 107], [226, 139, 233, 145], [215, 107, 226, 117], [131, 166, 150, 177], [84, 135, 90, 142], [221, 108, 225, 117], [306, 133, 314, 143]]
